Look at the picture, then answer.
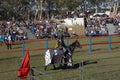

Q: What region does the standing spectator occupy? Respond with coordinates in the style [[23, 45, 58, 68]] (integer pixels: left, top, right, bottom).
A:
[[0, 34, 4, 46], [6, 34, 12, 49]]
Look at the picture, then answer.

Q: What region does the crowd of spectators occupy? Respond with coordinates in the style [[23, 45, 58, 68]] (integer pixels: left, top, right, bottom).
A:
[[24, 20, 70, 39], [0, 20, 70, 45], [115, 17, 120, 34], [0, 14, 120, 46], [85, 17, 109, 36], [0, 21, 27, 49]]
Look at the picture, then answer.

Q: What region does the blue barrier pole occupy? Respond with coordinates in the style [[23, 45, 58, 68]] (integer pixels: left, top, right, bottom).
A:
[[66, 37, 69, 46], [89, 35, 92, 53], [46, 39, 48, 51], [108, 35, 112, 50], [22, 39, 25, 58]]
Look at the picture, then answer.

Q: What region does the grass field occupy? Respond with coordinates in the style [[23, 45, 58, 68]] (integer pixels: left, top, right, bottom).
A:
[[0, 35, 120, 80]]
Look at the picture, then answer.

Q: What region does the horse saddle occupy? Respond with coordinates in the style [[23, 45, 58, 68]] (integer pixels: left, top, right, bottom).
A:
[[54, 48, 65, 56]]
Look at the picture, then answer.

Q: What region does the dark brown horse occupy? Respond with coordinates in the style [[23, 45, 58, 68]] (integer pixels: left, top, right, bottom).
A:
[[44, 40, 82, 70]]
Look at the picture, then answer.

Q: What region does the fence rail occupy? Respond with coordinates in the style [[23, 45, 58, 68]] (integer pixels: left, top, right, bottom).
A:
[[0, 34, 120, 54]]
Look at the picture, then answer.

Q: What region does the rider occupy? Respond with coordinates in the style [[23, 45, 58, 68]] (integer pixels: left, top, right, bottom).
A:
[[55, 29, 71, 55], [56, 30, 65, 48], [54, 29, 66, 54]]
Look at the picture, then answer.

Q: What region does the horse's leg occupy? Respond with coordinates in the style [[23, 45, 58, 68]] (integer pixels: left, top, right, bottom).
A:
[[45, 66, 48, 70], [45, 63, 56, 70], [67, 56, 73, 67], [64, 58, 67, 67], [52, 59, 56, 70], [58, 56, 63, 68], [53, 64, 56, 70], [59, 58, 62, 67]]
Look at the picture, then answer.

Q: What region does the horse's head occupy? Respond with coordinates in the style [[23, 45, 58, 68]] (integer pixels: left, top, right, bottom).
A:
[[75, 40, 82, 48]]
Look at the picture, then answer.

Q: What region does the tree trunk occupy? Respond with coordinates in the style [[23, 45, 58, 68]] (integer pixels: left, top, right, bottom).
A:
[[34, 9, 38, 22], [39, 0, 43, 20]]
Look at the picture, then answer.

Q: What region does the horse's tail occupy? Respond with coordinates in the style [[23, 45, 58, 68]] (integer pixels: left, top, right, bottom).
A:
[[45, 49, 51, 66]]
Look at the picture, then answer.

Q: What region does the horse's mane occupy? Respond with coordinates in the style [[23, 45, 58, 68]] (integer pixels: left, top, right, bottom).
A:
[[70, 40, 78, 46]]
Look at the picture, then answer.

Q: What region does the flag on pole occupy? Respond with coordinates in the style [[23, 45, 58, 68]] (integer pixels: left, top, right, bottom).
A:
[[17, 50, 30, 80]]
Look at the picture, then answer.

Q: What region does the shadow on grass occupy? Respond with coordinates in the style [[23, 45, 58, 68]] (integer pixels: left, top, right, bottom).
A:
[[54, 60, 98, 70], [12, 46, 22, 49], [92, 48, 102, 51], [112, 46, 120, 50]]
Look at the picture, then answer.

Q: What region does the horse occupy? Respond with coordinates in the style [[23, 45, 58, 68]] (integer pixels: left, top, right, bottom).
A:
[[44, 40, 82, 70], [64, 40, 82, 67]]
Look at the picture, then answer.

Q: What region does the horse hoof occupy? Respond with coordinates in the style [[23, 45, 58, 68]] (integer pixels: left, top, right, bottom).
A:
[[54, 67, 56, 70], [45, 66, 47, 70]]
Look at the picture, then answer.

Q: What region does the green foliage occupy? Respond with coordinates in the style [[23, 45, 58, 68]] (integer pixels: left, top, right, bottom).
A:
[[0, 0, 118, 20]]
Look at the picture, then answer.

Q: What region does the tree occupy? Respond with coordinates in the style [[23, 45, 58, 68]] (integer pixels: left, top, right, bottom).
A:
[[0, 0, 109, 20], [44, 0, 83, 19], [87, 0, 103, 12]]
